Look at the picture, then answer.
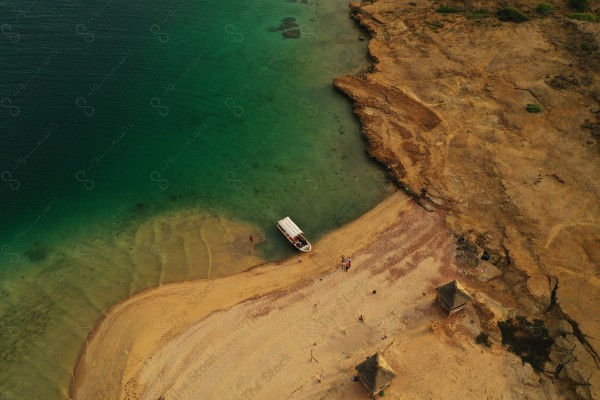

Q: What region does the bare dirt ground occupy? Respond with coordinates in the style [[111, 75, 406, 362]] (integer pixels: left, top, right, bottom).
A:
[[334, 1, 600, 398]]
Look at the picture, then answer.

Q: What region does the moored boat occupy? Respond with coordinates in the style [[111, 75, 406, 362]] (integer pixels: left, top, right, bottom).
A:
[[276, 216, 311, 252]]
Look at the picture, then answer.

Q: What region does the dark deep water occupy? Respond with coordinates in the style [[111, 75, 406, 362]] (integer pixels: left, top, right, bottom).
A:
[[0, 1, 392, 397]]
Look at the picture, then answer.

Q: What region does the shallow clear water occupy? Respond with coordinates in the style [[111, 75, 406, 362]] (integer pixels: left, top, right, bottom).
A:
[[0, 0, 390, 398]]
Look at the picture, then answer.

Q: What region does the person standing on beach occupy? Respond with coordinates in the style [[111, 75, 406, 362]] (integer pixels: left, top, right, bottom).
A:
[[346, 257, 352, 271]]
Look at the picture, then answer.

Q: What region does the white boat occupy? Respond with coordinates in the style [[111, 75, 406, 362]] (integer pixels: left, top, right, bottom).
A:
[[276, 216, 312, 252]]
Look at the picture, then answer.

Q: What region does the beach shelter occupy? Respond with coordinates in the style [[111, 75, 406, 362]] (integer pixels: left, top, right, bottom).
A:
[[435, 280, 472, 315], [355, 353, 397, 395]]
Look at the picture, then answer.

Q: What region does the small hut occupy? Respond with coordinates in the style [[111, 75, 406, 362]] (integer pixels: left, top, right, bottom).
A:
[[435, 280, 472, 315], [355, 353, 397, 395]]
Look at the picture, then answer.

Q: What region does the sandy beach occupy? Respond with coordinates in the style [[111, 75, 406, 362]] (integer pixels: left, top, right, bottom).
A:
[[71, 191, 408, 398], [72, 191, 555, 399]]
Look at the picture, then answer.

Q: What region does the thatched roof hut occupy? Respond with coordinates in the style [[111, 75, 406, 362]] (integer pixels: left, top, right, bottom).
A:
[[435, 280, 472, 315], [355, 353, 397, 395]]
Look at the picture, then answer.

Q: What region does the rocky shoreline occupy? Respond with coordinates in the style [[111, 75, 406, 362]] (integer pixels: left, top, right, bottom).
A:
[[335, 1, 600, 398]]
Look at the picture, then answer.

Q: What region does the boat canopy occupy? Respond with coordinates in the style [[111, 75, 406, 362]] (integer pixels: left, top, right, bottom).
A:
[[277, 217, 303, 238]]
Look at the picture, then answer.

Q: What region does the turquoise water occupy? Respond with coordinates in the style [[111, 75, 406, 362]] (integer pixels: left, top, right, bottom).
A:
[[0, 1, 390, 398]]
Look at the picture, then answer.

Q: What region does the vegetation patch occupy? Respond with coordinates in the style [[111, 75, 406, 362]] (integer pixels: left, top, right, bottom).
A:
[[568, 0, 589, 12], [436, 5, 460, 14], [455, 235, 480, 269], [582, 120, 600, 139], [526, 103, 543, 113], [568, 12, 599, 22], [580, 41, 598, 51], [534, 3, 555, 16], [467, 8, 490, 20], [476, 332, 492, 347], [497, 7, 530, 22], [425, 20, 445, 29], [498, 316, 554, 372]]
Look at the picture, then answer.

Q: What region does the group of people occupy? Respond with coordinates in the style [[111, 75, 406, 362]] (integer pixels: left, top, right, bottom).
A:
[[341, 255, 352, 271]]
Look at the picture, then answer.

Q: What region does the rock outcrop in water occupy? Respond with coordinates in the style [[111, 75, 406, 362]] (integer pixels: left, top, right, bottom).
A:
[[269, 17, 301, 39]]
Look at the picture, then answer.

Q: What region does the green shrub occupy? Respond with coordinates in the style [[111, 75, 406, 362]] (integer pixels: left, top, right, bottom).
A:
[[535, 3, 555, 15], [581, 41, 597, 51], [425, 20, 445, 29], [467, 8, 490, 19], [436, 5, 460, 13], [526, 103, 543, 113], [497, 7, 530, 22], [498, 316, 554, 372], [568, 12, 599, 21], [476, 332, 492, 347], [568, 0, 589, 12]]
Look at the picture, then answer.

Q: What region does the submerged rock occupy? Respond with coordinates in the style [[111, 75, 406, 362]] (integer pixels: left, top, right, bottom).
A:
[[268, 17, 301, 39], [283, 29, 301, 39], [268, 17, 298, 32]]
